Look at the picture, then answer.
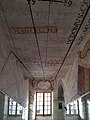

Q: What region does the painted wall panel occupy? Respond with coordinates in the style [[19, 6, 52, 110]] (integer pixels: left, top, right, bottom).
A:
[[78, 65, 90, 95]]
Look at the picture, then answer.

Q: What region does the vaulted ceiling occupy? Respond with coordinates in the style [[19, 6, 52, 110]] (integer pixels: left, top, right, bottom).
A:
[[0, 0, 90, 91]]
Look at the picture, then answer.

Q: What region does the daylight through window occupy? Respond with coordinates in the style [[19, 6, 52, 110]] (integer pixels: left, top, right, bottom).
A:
[[8, 98, 22, 115], [36, 92, 51, 116]]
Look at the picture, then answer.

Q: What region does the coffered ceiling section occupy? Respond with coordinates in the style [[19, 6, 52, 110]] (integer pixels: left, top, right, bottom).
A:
[[0, 0, 90, 80]]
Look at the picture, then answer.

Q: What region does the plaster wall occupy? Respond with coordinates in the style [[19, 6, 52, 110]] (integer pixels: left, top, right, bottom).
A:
[[7, 116, 22, 120], [65, 115, 79, 120], [53, 89, 65, 120], [0, 91, 5, 120], [0, 28, 29, 107], [63, 58, 78, 104], [36, 116, 52, 120]]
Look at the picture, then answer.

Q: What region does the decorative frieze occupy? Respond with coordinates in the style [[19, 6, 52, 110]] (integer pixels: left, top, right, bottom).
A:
[[10, 26, 58, 34]]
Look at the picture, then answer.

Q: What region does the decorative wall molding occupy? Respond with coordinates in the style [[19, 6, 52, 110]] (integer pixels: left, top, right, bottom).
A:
[[20, 57, 62, 66], [30, 79, 54, 92], [78, 40, 90, 67], [31, 0, 72, 7]]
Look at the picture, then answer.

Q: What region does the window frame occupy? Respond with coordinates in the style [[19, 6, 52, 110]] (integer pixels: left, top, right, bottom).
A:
[[8, 98, 22, 116], [36, 92, 52, 116], [66, 100, 78, 115]]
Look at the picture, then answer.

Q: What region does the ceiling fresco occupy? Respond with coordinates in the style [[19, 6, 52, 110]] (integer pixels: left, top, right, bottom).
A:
[[0, 0, 90, 91]]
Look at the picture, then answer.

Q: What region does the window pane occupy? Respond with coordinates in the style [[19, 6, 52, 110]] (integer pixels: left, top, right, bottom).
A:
[[17, 110, 20, 115], [40, 106, 43, 110], [39, 102, 43, 105], [44, 110, 48, 114], [47, 93, 50, 96], [37, 102, 40, 105], [40, 110, 43, 114], [48, 97, 50, 101], [8, 98, 23, 115], [48, 110, 50, 114], [13, 101, 16, 105], [36, 93, 51, 115], [9, 110, 12, 114], [17, 104, 22, 115], [12, 110, 15, 115], [47, 106, 50, 110], [40, 97, 43, 101], [44, 105, 47, 109], [9, 101, 12, 105], [45, 93, 47, 96], [47, 102, 50, 105], [9, 106, 11, 109], [37, 106, 40, 110]]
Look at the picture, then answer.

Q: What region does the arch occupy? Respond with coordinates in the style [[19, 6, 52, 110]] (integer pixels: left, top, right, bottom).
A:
[[58, 80, 64, 101]]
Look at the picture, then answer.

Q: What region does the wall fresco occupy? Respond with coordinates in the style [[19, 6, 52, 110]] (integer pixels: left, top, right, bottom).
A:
[[78, 65, 90, 95]]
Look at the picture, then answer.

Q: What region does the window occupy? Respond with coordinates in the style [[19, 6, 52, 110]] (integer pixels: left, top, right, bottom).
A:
[[87, 100, 90, 119], [70, 101, 78, 114], [8, 98, 22, 115], [36, 93, 52, 116], [66, 100, 78, 115], [66, 105, 69, 114]]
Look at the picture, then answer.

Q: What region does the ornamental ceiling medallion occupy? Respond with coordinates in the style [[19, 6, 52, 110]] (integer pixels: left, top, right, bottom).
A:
[[31, 79, 54, 92]]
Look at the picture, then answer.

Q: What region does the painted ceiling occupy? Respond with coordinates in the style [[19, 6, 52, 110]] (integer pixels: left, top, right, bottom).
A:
[[0, 0, 90, 91]]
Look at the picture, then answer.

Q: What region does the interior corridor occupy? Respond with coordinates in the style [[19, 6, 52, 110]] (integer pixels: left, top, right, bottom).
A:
[[0, 0, 90, 120]]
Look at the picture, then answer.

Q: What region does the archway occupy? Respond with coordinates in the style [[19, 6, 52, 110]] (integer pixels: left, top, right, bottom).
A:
[[58, 84, 64, 101], [57, 81, 65, 120]]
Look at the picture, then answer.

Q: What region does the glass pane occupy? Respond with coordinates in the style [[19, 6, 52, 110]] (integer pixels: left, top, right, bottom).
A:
[[12, 106, 16, 111], [47, 93, 50, 96], [37, 98, 40, 101], [37, 102, 40, 105], [40, 96, 43, 101], [44, 105, 47, 109], [37, 106, 40, 110], [66, 105, 69, 114], [13, 101, 16, 105], [9, 101, 12, 105], [9, 109, 12, 114], [12, 110, 15, 115], [45, 97, 48, 101], [17, 110, 20, 114], [47, 106, 50, 109], [48, 110, 50, 114], [47, 102, 50, 105], [40, 93, 43, 96], [37, 110, 40, 113], [37, 93, 40, 96], [45, 93, 47, 96], [39, 102, 43, 105], [40, 110, 43, 114], [44, 110, 48, 114], [40, 106, 43, 110], [17, 104, 22, 115], [47, 97, 50, 101], [17, 104, 22, 111], [9, 106, 11, 109]]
